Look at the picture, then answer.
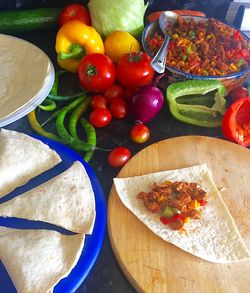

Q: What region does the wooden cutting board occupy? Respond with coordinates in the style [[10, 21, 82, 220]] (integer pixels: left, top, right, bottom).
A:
[[108, 136, 250, 293]]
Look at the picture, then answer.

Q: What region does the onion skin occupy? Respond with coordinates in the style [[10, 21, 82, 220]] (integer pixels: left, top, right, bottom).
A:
[[129, 85, 164, 123]]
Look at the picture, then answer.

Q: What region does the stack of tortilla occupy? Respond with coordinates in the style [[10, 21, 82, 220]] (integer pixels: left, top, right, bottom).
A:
[[0, 129, 96, 293]]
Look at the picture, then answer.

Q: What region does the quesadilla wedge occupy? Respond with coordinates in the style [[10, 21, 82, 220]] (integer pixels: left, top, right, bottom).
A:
[[0, 226, 84, 293], [0, 161, 96, 234], [0, 128, 61, 199], [113, 164, 250, 263]]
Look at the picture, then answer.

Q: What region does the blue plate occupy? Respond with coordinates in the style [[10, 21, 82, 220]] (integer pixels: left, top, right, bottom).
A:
[[0, 135, 106, 293]]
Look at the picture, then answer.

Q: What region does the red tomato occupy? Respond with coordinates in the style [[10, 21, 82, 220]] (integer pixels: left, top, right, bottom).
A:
[[108, 147, 131, 168], [78, 54, 116, 92], [109, 98, 128, 119], [229, 87, 249, 101], [116, 52, 154, 88], [222, 97, 250, 147], [104, 84, 124, 101], [89, 108, 112, 128], [91, 95, 108, 109], [130, 124, 150, 144], [58, 4, 91, 26]]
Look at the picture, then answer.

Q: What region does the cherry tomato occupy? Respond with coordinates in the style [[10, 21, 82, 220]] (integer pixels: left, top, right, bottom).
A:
[[116, 52, 154, 88], [109, 98, 128, 119], [130, 124, 150, 144], [108, 147, 131, 168], [78, 53, 116, 92], [89, 108, 112, 128], [229, 87, 249, 101], [104, 84, 124, 101], [91, 95, 108, 109], [58, 4, 91, 26], [123, 87, 137, 103]]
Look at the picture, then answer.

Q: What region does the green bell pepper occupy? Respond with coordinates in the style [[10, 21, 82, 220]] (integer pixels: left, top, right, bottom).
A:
[[166, 80, 227, 127]]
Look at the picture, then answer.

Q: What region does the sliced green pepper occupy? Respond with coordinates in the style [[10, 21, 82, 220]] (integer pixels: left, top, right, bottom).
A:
[[166, 80, 227, 127]]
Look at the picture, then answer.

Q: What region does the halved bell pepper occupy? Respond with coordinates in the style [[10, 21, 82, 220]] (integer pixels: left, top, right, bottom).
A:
[[55, 20, 104, 73], [166, 80, 227, 127], [222, 97, 250, 147]]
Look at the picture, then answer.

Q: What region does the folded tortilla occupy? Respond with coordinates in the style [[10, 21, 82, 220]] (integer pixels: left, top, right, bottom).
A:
[[0, 226, 85, 293], [0, 161, 96, 234], [113, 164, 250, 263], [0, 128, 61, 199]]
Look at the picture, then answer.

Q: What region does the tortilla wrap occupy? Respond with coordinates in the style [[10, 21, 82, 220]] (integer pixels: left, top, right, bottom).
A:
[[0, 128, 61, 199], [0, 226, 85, 293], [0, 161, 96, 234], [113, 164, 250, 263]]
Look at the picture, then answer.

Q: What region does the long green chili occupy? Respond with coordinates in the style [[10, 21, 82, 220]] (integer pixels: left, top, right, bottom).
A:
[[50, 70, 66, 96], [28, 110, 64, 143], [48, 91, 86, 101], [41, 94, 87, 127], [80, 118, 96, 162], [56, 97, 94, 151], [68, 97, 91, 138], [38, 98, 57, 111]]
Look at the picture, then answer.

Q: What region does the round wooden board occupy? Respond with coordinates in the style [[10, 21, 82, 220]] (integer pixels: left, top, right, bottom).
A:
[[108, 136, 250, 293]]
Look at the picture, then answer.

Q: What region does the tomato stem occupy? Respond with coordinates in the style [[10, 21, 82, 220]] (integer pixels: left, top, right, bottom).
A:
[[86, 64, 98, 80]]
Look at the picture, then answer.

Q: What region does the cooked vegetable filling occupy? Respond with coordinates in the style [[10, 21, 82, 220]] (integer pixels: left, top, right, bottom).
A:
[[147, 17, 250, 76], [137, 181, 208, 231]]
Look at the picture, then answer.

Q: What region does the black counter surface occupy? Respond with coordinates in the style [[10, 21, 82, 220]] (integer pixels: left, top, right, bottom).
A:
[[4, 28, 226, 293]]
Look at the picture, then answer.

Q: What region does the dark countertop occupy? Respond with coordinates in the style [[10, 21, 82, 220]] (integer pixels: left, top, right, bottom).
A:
[[5, 29, 225, 293]]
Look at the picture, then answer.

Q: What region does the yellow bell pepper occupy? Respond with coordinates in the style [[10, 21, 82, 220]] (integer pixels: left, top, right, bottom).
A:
[[104, 31, 140, 63], [55, 20, 105, 73]]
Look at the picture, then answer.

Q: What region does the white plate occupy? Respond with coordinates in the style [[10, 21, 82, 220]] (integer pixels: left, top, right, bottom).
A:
[[0, 34, 54, 127]]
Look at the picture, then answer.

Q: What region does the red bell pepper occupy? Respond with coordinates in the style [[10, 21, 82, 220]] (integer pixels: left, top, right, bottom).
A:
[[222, 97, 250, 147]]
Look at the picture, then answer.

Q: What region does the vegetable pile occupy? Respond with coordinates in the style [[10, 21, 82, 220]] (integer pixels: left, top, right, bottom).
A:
[[23, 3, 250, 167]]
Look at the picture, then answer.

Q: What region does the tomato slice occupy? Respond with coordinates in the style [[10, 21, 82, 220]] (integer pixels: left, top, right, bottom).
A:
[[222, 97, 250, 147]]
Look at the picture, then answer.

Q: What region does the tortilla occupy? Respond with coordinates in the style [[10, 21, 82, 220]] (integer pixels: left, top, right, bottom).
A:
[[0, 128, 61, 199], [0, 226, 85, 293], [113, 164, 250, 263], [0, 34, 54, 126], [0, 161, 96, 234]]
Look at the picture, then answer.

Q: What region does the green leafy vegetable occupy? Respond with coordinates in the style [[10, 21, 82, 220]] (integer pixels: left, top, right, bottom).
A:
[[88, 0, 147, 37]]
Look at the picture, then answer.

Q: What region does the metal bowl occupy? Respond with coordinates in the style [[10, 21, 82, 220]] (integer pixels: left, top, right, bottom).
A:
[[142, 16, 250, 92]]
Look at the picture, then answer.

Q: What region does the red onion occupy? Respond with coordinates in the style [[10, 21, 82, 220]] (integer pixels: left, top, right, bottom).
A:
[[129, 85, 164, 123]]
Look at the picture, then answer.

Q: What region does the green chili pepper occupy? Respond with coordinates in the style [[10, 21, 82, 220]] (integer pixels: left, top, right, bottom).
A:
[[50, 70, 66, 96], [56, 96, 94, 152], [80, 118, 96, 162], [28, 110, 64, 143], [41, 95, 87, 127], [38, 98, 57, 111], [48, 91, 86, 101], [68, 98, 91, 138], [166, 80, 227, 127]]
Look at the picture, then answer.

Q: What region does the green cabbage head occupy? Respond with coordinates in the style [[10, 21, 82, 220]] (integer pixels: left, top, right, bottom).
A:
[[88, 0, 147, 38]]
